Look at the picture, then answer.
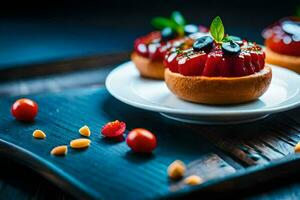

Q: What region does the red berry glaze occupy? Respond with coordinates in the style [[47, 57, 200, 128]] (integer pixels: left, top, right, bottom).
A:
[[134, 25, 208, 61], [101, 120, 126, 138], [11, 98, 38, 122], [178, 51, 207, 76], [163, 52, 178, 72], [263, 17, 300, 56], [164, 40, 265, 77]]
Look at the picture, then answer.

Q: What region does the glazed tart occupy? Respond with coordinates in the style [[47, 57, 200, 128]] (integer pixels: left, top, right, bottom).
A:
[[132, 11, 208, 79], [164, 16, 272, 105], [262, 17, 300, 73]]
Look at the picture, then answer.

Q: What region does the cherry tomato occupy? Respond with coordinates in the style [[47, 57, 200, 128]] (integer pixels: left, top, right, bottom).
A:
[[101, 120, 126, 137], [126, 128, 157, 153], [11, 98, 38, 122]]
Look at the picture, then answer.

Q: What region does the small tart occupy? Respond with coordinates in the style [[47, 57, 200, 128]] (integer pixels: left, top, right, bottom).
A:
[[164, 66, 272, 105], [131, 52, 165, 79], [265, 47, 300, 73], [132, 29, 208, 80], [263, 17, 300, 73]]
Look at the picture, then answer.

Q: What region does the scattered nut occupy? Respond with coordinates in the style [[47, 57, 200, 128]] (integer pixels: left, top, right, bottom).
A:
[[32, 130, 46, 139], [51, 145, 68, 156], [295, 142, 300, 153], [70, 138, 91, 149], [184, 175, 203, 186], [167, 160, 186, 180], [79, 125, 91, 137]]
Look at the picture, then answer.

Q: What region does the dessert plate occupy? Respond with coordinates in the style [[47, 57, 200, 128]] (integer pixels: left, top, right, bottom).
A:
[[106, 61, 300, 124]]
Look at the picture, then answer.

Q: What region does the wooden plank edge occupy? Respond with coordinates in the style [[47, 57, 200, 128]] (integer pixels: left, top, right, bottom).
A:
[[0, 51, 130, 81], [162, 153, 300, 199], [0, 138, 101, 200]]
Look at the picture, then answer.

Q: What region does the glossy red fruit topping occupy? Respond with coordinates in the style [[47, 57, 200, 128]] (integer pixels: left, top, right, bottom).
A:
[[178, 51, 207, 76], [101, 120, 126, 138], [218, 56, 231, 77], [164, 51, 180, 72], [241, 52, 255, 75], [263, 17, 300, 56], [164, 40, 265, 77], [202, 51, 221, 77], [232, 54, 247, 76], [134, 26, 207, 61]]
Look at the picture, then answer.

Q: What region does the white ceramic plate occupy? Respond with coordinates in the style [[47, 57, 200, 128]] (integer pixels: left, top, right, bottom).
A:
[[106, 61, 300, 124]]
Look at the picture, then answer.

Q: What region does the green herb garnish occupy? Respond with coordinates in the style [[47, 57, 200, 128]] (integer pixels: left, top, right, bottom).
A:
[[210, 16, 225, 43], [171, 11, 186, 26], [151, 11, 186, 36], [210, 16, 242, 44]]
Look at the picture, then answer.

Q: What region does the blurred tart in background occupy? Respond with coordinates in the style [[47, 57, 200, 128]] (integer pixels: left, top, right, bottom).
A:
[[262, 17, 300, 73], [132, 11, 208, 80]]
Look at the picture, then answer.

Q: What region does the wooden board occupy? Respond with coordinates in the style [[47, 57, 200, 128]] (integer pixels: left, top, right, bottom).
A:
[[0, 52, 130, 81], [1, 87, 300, 199], [0, 88, 237, 199]]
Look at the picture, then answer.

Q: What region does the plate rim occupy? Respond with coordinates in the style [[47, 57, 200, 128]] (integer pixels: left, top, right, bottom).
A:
[[106, 61, 300, 116]]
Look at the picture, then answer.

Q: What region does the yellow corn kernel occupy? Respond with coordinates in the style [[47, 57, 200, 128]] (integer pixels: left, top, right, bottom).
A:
[[70, 138, 91, 149], [295, 142, 300, 153], [51, 145, 68, 156], [167, 160, 186, 180], [184, 175, 203, 185], [79, 125, 91, 137], [32, 130, 46, 139]]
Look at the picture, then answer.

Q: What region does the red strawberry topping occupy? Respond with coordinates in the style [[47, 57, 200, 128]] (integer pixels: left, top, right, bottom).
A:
[[163, 40, 265, 77]]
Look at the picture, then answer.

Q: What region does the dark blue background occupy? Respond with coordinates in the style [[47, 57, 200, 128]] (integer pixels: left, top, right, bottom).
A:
[[0, 0, 298, 68]]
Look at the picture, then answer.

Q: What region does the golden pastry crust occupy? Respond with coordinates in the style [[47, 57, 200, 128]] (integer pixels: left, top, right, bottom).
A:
[[131, 52, 165, 80], [164, 66, 272, 105], [265, 47, 300, 73]]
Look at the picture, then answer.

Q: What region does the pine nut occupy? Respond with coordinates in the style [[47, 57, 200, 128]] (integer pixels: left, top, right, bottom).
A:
[[184, 175, 203, 185], [70, 138, 91, 149], [295, 142, 300, 153], [51, 145, 68, 156], [32, 130, 46, 139], [167, 160, 186, 180], [79, 125, 91, 137]]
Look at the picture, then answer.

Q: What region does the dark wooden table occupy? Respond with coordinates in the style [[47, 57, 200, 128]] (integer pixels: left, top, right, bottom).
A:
[[1, 62, 300, 200]]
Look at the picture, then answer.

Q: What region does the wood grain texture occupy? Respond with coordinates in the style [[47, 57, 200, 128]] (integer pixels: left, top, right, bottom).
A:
[[169, 154, 236, 191], [0, 88, 236, 200], [189, 113, 300, 166], [0, 67, 112, 97], [0, 158, 74, 200], [2, 87, 300, 199], [0, 52, 129, 81]]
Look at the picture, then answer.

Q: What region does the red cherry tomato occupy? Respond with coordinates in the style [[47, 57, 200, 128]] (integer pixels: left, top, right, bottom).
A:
[[101, 120, 126, 137], [11, 98, 38, 122], [126, 128, 157, 153]]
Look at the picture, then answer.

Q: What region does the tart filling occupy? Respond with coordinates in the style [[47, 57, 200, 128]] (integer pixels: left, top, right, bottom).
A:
[[164, 40, 265, 77]]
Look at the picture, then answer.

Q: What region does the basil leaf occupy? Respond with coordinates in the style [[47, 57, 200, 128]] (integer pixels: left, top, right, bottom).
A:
[[171, 11, 186, 26], [210, 16, 224, 43], [151, 17, 178, 30]]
